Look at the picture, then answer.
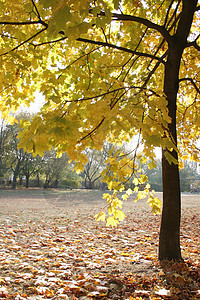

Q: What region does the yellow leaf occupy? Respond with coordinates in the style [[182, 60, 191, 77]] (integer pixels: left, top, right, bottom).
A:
[[6, 116, 18, 125], [147, 196, 162, 214], [133, 178, 139, 185], [145, 183, 151, 189], [106, 217, 119, 227], [126, 188, 133, 196], [114, 210, 126, 221], [94, 212, 106, 222]]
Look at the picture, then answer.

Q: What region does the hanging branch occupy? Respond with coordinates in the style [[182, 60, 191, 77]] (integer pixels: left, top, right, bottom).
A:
[[77, 38, 166, 64]]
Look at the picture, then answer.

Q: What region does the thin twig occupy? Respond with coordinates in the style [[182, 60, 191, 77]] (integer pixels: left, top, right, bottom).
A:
[[179, 77, 200, 94], [77, 37, 166, 64]]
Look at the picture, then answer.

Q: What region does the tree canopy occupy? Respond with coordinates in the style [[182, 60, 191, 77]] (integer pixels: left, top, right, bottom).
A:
[[0, 0, 199, 260]]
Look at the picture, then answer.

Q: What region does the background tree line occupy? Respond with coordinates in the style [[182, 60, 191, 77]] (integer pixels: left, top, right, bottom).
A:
[[1, 117, 199, 192], [0, 116, 112, 190], [0, 117, 81, 189], [143, 159, 200, 193]]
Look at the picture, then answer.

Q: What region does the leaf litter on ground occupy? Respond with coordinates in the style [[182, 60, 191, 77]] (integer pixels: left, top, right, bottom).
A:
[[0, 189, 199, 299]]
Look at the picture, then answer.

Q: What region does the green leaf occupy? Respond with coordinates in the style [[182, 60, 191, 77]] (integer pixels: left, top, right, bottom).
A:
[[40, 0, 55, 9]]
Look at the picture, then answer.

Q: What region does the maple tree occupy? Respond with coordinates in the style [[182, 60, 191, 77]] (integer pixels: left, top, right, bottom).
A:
[[0, 0, 200, 261]]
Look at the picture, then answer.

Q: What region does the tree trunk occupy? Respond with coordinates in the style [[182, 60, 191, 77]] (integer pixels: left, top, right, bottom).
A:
[[159, 0, 197, 260], [44, 178, 50, 189], [36, 173, 40, 186], [88, 178, 94, 189], [19, 176, 23, 186], [12, 161, 21, 189], [159, 48, 182, 260], [26, 174, 29, 188], [12, 173, 17, 189], [160, 149, 182, 260]]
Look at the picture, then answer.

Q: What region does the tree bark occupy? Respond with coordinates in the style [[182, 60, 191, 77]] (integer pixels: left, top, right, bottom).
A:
[[36, 173, 40, 186], [12, 173, 17, 189], [159, 0, 197, 260], [26, 174, 29, 188], [12, 161, 21, 189], [159, 46, 182, 260], [160, 151, 182, 260]]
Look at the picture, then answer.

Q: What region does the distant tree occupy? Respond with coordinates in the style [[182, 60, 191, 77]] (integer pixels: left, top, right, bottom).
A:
[[180, 161, 200, 192], [0, 119, 79, 189], [60, 167, 82, 189], [21, 154, 42, 188], [0, 119, 10, 184], [42, 151, 70, 188], [1, 116, 40, 189], [7, 123, 27, 189], [83, 148, 106, 189], [83, 143, 127, 189], [142, 159, 162, 192], [141, 159, 200, 192]]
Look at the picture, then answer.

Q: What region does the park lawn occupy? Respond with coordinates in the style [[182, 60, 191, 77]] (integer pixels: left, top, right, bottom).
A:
[[0, 188, 199, 299]]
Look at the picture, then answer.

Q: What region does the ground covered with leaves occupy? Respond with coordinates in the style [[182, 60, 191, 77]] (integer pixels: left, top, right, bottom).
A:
[[0, 189, 199, 300]]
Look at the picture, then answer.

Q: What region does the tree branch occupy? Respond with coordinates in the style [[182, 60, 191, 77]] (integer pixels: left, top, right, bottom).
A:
[[119, 28, 148, 82], [77, 87, 129, 143], [78, 117, 106, 143], [0, 20, 47, 26], [31, 0, 43, 21], [77, 37, 165, 64], [111, 13, 172, 43], [164, 0, 181, 33], [186, 39, 200, 51], [0, 0, 48, 28], [164, 0, 176, 27], [63, 85, 161, 105], [33, 36, 68, 47], [63, 87, 128, 104], [0, 27, 47, 57], [35, 32, 165, 66], [58, 46, 102, 80], [137, 50, 168, 94], [179, 77, 200, 94]]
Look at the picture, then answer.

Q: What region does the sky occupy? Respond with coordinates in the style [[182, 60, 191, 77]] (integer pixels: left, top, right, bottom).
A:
[[21, 91, 45, 114]]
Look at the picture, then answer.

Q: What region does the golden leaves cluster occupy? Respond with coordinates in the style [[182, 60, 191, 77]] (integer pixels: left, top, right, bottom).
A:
[[0, 0, 199, 225]]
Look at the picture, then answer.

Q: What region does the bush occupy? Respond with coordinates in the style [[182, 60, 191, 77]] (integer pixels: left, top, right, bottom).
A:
[[29, 179, 44, 188], [60, 179, 81, 189]]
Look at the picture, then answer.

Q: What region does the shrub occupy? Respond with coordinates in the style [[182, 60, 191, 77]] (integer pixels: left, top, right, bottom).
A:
[[60, 179, 81, 189]]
